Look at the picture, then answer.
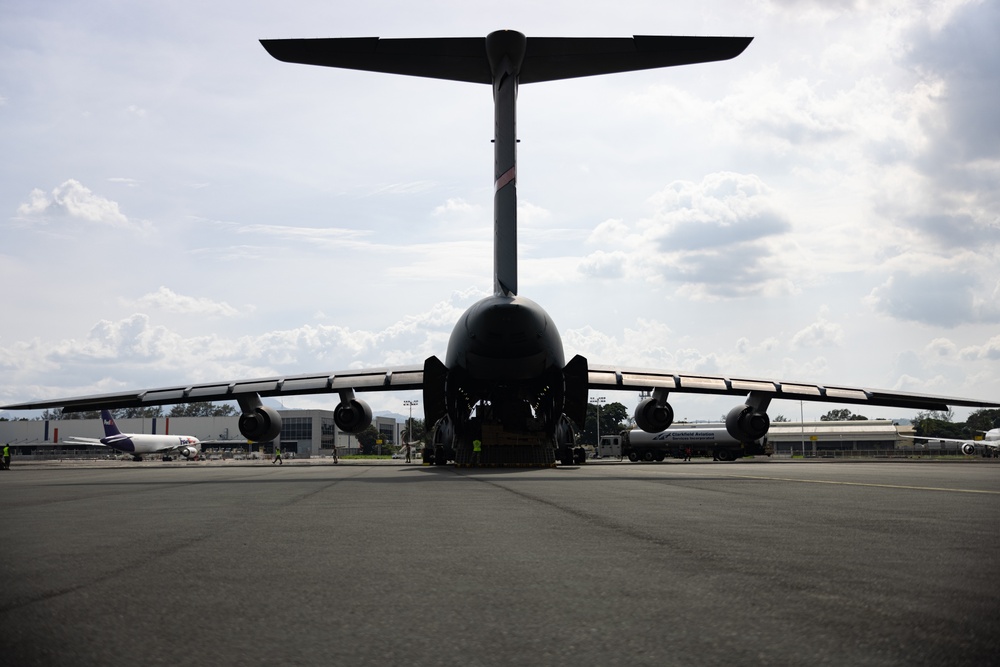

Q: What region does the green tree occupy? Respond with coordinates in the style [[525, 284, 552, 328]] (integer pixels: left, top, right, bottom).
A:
[[964, 408, 1000, 434], [773, 414, 790, 422], [402, 418, 426, 446], [582, 401, 629, 445], [914, 410, 966, 440], [168, 402, 237, 417], [115, 407, 164, 419], [355, 425, 381, 455], [820, 409, 868, 421]]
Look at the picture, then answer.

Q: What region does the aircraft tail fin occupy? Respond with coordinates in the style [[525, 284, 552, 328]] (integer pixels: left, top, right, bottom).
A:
[[260, 34, 752, 85], [101, 409, 123, 438]]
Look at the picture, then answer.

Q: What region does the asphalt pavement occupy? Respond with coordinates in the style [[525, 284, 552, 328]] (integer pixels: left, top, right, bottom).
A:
[[1, 458, 998, 666]]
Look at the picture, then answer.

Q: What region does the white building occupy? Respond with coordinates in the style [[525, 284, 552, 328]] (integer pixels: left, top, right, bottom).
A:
[[767, 420, 909, 456]]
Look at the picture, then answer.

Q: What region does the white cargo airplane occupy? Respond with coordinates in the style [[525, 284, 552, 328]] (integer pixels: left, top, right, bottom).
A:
[[4, 30, 999, 467], [901, 427, 1000, 456], [63, 409, 203, 462]]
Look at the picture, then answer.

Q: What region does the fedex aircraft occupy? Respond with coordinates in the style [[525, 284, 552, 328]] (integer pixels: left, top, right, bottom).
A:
[[63, 410, 202, 462], [4, 30, 998, 467]]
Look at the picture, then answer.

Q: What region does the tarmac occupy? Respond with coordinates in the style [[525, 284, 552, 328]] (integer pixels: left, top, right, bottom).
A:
[[1, 458, 998, 666]]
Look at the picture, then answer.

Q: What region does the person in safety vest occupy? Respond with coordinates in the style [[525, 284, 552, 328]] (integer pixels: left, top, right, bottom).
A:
[[2, 443, 10, 470], [272, 445, 283, 465], [472, 439, 482, 465]]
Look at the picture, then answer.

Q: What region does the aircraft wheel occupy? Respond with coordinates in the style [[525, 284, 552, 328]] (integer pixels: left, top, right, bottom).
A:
[[434, 446, 448, 466]]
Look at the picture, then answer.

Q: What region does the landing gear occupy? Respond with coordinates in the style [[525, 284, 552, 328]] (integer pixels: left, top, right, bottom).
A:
[[559, 446, 574, 466], [433, 445, 449, 466]]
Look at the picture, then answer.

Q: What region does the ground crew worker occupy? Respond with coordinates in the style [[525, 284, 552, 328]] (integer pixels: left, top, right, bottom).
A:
[[272, 445, 283, 465], [405, 442, 411, 463], [472, 438, 482, 465], [2, 443, 10, 470]]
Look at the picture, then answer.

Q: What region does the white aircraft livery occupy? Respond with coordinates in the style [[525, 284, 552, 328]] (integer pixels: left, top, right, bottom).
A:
[[901, 426, 1000, 457], [3, 30, 998, 467], [63, 410, 202, 462]]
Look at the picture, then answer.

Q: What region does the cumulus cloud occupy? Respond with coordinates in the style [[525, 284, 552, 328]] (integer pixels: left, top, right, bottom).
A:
[[128, 287, 244, 318], [0, 290, 483, 404], [576, 172, 795, 299], [16, 179, 145, 230], [905, 0, 1000, 165], [791, 317, 845, 349], [432, 198, 480, 217], [866, 270, 1000, 326], [959, 335, 1000, 361]]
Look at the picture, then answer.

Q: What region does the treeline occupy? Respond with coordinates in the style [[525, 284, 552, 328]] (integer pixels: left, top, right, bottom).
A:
[[34, 402, 238, 420], [819, 407, 1000, 440]]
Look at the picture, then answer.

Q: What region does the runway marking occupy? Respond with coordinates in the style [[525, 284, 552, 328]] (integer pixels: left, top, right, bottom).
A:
[[690, 472, 1000, 495]]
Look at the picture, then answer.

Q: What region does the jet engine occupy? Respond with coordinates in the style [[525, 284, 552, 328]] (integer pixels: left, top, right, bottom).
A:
[[635, 396, 674, 433], [961, 442, 977, 456], [725, 403, 770, 442], [239, 405, 282, 442], [334, 397, 373, 434], [179, 446, 199, 460]]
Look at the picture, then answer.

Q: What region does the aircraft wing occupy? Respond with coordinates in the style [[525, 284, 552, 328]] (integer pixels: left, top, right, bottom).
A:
[[0, 365, 424, 413], [898, 435, 998, 447], [586, 364, 1000, 411], [54, 437, 103, 446], [3, 360, 995, 416]]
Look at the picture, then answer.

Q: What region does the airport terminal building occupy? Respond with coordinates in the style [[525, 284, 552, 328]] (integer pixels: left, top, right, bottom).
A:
[[0, 410, 402, 459]]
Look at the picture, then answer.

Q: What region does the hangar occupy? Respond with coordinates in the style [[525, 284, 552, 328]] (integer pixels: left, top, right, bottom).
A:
[[0, 410, 402, 459], [766, 420, 911, 457]]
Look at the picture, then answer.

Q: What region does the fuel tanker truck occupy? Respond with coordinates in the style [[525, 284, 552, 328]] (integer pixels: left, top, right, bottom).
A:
[[597, 422, 771, 462]]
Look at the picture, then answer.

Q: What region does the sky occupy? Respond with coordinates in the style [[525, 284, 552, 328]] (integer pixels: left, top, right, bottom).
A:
[[1, 0, 998, 424]]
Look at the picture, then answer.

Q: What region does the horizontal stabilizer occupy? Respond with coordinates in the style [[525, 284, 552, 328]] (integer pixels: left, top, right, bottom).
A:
[[260, 34, 752, 84]]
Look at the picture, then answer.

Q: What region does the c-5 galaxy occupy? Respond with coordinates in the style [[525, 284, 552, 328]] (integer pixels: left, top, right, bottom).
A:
[[5, 31, 998, 466]]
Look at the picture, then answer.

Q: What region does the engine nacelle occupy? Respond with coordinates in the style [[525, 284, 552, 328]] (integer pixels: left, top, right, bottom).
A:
[[725, 403, 770, 442], [961, 442, 977, 456], [334, 398, 373, 434], [179, 446, 199, 460], [239, 405, 282, 442], [634, 397, 674, 433]]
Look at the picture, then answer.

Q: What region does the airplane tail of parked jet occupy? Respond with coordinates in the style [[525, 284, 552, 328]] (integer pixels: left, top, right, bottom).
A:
[[261, 33, 752, 298], [102, 410, 124, 438]]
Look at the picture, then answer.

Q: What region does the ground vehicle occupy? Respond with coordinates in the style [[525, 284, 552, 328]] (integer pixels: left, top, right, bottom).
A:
[[598, 423, 771, 462]]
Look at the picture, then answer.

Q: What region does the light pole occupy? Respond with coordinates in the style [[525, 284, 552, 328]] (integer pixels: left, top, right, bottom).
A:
[[404, 399, 418, 461], [590, 396, 606, 448]]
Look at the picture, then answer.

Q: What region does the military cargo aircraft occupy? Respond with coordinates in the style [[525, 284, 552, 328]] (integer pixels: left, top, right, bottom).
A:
[[4, 31, 997, 466]]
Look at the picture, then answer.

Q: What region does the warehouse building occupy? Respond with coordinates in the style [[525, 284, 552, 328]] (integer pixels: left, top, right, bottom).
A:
[[767, 420, 910, 456]]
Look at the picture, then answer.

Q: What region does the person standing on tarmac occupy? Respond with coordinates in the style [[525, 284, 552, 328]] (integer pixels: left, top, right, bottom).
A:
[[272, 445, 283, 465], [472, 439, 482, 465], [2, 443, 10, 470]]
